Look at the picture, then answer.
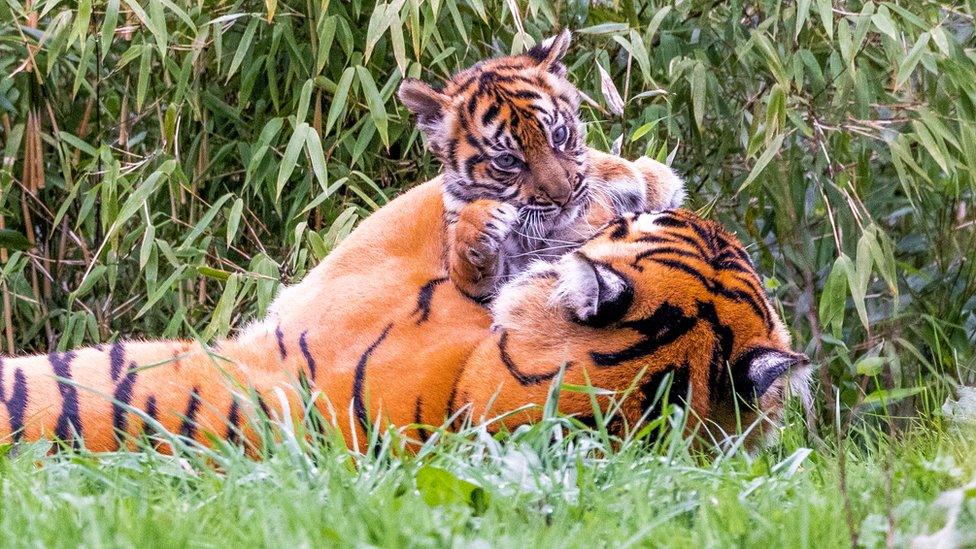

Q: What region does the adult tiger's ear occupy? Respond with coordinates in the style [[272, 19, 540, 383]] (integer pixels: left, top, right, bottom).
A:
[[744, 348, 809, 397], [526, 29, 571, 76], [551, 252, 633, 328], [398, 79, 450, 133]]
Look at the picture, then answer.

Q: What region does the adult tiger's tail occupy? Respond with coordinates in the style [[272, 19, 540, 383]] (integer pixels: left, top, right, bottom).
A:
[[0, 339, 300, 452]]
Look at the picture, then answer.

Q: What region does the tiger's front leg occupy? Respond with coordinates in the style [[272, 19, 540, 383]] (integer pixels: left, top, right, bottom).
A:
[[449, 199, 518, 302]]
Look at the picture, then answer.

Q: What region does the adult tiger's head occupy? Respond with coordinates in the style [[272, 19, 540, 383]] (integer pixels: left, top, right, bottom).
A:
[[398, 31, 588, 231], [487, 209, 812, 442]]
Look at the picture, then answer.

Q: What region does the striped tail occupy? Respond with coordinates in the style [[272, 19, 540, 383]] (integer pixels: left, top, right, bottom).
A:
[[0, 339, 302, 452]]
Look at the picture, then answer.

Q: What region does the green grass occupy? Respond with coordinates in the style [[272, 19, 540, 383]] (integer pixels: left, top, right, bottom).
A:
[[0, 410, 973, 548]]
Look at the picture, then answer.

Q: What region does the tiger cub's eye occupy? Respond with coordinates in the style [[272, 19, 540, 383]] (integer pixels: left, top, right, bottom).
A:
[[493, 153, 520, 170], [552, 125, 569, 146]]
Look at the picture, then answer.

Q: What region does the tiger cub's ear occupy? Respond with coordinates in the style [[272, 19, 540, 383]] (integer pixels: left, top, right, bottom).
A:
[[526, 29, 572, 76], [398, 79, 450, 135]]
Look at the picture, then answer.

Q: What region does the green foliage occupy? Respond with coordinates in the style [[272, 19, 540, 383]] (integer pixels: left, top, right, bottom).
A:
[[0, 405, 973, 546], [0, 1, 974, 425]]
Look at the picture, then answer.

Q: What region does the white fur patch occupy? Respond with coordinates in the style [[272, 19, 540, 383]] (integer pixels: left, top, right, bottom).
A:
[[236, 316, 277, 346], [490, 260, 558, 329], [549, 254, 627, 322], [634, 212, 663, 233]]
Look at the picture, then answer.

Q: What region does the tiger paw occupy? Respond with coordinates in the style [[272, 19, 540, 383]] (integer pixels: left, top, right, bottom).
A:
[[450, 200, 519, 300], [463, 201, 518, 268]]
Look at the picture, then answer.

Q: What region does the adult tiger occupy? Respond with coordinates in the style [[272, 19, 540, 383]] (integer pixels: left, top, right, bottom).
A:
[[0, 209, 809, 451]]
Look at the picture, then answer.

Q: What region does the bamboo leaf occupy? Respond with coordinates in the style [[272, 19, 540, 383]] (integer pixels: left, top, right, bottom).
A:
[[315, 15, 337, 75], [296, 78, 314, 124], [355, 66, 389, 148], [325, 67, 356, 137], [123, 0, 167, 56], [226, 198, 244, 247], [691, 61, 707, 130], [99, 0, 120, 60], [276, 123, 310, 200], [305, 128, 329, 192], [737, 133, 785, 193], [227, 17, 259, 81], [896, 32, 929, 87], [794, 0, 811, 39]]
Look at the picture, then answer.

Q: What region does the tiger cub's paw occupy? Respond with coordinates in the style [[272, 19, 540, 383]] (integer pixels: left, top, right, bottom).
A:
[[552, 252, 633, 327], [450, 200, 519, 300], [464, 201, 518, 267]]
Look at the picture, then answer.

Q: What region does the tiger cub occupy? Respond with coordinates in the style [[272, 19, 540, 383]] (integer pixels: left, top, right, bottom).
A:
[[398, 30, 684, 301]]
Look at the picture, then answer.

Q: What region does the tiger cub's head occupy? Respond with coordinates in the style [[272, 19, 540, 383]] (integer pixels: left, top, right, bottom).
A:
[[398, 31, 588, 231], [493, 209, 811, 442]]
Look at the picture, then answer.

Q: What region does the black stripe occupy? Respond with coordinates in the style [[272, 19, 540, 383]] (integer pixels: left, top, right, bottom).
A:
[[446, 138, 459, 171], [716, 255, 758, 276], [696, 300, 736, 399], [109, 342, 125, 381], [0, 359, 28, 442], [256, 395, 271, 418], [640, 363, 691, 425], [652, 214, 688, 228], [498, 330, 564, 385], [607, 217, 629, 239], [275, 325, 288, 360], [511, 89, 542, 100], [50, 351, 82, 446], [226, 397, 241, 445], [590, 302, 698, 367], [299, 331, 317, 379], [413, 277, 448, 324], [481, 103, 500, 126], [466, 92, 480, 117], [639, 231, 709, 257], [687, 218, 718, 255], [633, 246, 704, 265], [142, 395, 159, 442], [463, 132, 486, 154], [723, 271, 774, 328], [179, 387, 201, 440], [414, 396, 430, 444], [112, 361, 139, 444], [463, 154, 482, 182], [352, 323, 394, 432], [644, 257, 770, 325], [444, 368, 465, 427]]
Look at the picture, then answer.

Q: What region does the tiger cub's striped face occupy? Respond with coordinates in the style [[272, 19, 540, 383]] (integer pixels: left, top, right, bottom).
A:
[[399, 31, 588, 234]]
